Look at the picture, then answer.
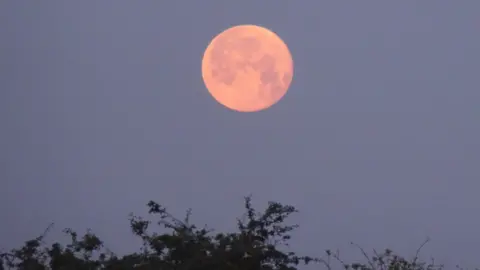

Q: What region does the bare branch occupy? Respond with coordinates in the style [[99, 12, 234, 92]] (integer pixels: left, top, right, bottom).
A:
[[36, 222, 55, 243], [413, 237, 431, 265], [350, 242, 375, 270]]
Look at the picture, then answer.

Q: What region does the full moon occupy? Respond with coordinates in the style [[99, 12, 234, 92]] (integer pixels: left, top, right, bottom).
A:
[[201, 24, 294, 112]]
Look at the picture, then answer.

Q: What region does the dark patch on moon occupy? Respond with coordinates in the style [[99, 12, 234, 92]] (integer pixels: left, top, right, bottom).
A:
[[252, 54, 283, 101], [209, 35, 263, 87], [209, 40, 236, 85], [209, 34, 288, 101], [211, 66, 236, 85]]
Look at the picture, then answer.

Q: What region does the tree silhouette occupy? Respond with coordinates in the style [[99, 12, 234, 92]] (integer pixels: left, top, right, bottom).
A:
[[0, 196, 451, 270]]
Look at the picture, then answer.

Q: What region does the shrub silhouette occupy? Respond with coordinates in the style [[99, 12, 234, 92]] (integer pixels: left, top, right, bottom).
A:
[[0, 196, 452, 270]]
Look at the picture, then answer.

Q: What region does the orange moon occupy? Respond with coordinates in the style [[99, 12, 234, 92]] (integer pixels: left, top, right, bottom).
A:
[[201, 25, 294, 112]]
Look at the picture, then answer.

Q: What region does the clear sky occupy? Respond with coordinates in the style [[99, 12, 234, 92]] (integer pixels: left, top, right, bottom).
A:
[[1, 1, 479, 268]]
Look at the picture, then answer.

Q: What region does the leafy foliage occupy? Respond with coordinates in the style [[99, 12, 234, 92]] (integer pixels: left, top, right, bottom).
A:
[[0, 196, 459, 270]]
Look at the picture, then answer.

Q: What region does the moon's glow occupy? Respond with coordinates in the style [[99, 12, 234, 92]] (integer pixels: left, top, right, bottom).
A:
[[202, 25, 293, 112]]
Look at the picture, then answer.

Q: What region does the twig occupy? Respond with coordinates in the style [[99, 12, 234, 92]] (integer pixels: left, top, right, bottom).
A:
[[351, 242, 375, 270], [412, 237, 430, 265], [36, 222, 55, 243]]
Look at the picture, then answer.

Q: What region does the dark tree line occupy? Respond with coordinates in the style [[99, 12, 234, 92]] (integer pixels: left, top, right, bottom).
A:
[[0, 196, 459, 270]]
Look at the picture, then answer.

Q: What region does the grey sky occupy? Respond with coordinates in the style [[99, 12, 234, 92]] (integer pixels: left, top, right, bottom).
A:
[[1, 1, 479, 268]]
